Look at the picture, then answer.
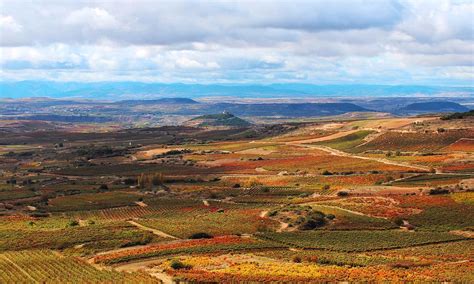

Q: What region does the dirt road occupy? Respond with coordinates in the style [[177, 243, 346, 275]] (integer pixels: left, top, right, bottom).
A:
[[128, 220, 179, 239]]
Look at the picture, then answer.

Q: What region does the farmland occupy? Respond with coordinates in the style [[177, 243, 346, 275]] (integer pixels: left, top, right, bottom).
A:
[[0, 113, 473, 283]]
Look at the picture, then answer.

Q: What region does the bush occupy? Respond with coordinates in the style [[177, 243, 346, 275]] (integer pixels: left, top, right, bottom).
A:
[[29, 212, 49, 218], [326, 214, 335, 220], [299, 217, 326, 230], [393, 217, 404, 226], [337, 191, 349, 197], [292, 256, 302, 263], [299, 211, 327, 230], [268, 210, 278, 217], [99, 184, 109, 190], [429, 187, 450, 195], [67, 220, 79, 227], [189, 232, 213, 239], [123, 178, 136, 185], [170, 260, 192, 270]]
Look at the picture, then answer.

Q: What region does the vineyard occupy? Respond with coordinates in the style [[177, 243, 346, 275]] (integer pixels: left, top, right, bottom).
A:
[[259, 231, 467, 252], [47, 192, 141, 212], [159, 253, 474, 283], [0, 220, 161, 253], [0, 114, 473, 282], [359, 129, 474, 152], [0, 250, 161, 283], [94, 236, 283, 264], [312, 130, 375, 152], [136, 207, 278, 238]]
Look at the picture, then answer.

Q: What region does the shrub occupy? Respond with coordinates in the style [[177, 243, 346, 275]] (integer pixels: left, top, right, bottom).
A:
[[429, 187, 450, 195], [67, 220, 79, 227], [393, 217, 404, 226], [299, 212, 327, 230], [170, 260, 191, 270], [268, 210, 278, 217], [189, 232, 213, 239], [299, 217, 326, 230], [123, 178, 136, 185], [337, 191, 349, 197], [29, 212, 49, 218], [99, 184, 109, 190], [292, 256, 302, 263]]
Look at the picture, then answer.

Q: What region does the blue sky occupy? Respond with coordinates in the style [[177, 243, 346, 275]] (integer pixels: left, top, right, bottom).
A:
[[0, 0, 473, 86]]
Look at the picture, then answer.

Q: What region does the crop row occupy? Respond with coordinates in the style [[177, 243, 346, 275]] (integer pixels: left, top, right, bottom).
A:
[[94, 236, 283, 264], [0, 250, 161, 283], [0, 221, 157, 252], [258, 230, 466, 252]]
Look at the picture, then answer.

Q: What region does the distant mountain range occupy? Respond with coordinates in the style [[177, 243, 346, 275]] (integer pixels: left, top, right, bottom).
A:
[[1, 81, 473, 99], [116, 98, 199, 106]]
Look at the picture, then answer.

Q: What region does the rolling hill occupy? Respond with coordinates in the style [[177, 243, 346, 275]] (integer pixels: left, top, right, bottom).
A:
[[397, 101, 469, 114], [185, 112, 251, 127]]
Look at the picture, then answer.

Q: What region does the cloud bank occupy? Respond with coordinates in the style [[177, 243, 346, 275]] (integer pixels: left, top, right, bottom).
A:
[[0, 0, 472, 85]]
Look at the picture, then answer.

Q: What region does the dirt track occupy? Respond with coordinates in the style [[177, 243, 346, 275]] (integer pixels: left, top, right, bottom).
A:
[[292, 142, 431, 172], [128, 220, 179, 239]]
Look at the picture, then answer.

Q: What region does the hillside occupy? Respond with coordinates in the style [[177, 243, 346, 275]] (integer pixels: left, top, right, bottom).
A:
[[185, 112, 251, 127], [398, 101, 469, 114], [191, 102, 371, 117], [441, 109, 474, 120]]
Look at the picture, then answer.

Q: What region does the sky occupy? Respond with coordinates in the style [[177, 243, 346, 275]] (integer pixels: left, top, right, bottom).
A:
[[0, 0, 473, 85]]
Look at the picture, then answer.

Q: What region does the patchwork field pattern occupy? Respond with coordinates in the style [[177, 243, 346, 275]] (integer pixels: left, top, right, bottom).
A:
[[1, 115, 473, 282]]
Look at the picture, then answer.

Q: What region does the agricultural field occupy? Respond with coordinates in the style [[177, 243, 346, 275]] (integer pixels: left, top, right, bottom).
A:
[[0, 250, 160, 283], [0, 114, 473, 283]]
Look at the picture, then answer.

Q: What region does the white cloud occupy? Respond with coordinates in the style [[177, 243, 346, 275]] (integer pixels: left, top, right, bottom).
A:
[[65, 7, 120, 30], [0, 15, 22, 32], [0, 0, 472, 85]]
